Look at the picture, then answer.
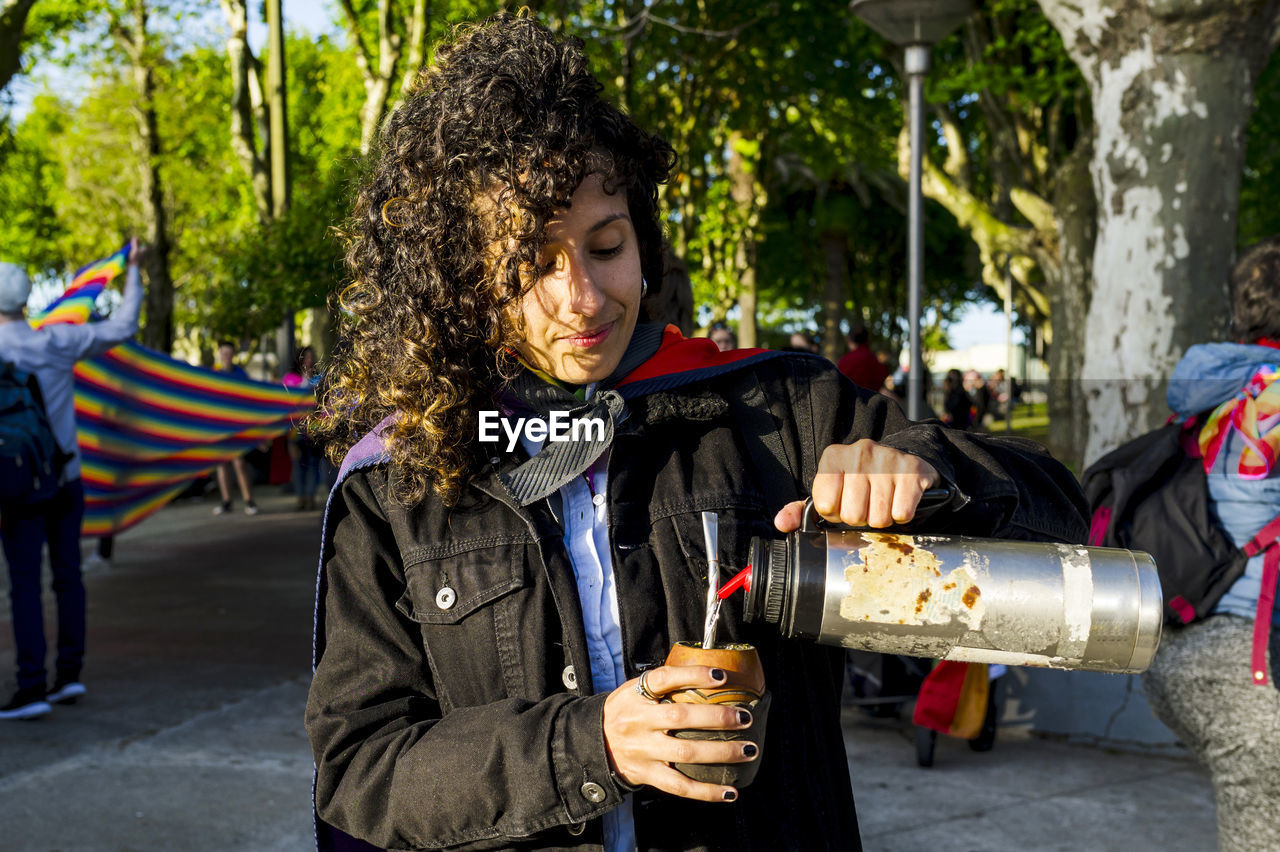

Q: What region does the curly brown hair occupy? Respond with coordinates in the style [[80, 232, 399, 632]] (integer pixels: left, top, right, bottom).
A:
[[1231, 234, 1280, 343], [312, 12, 675, 507]]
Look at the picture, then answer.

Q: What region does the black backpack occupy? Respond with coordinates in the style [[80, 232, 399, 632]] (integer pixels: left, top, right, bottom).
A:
[[1083, 418, 1280, 625], [0, 361, 64, 504], [1084, 418, 1280, 685]]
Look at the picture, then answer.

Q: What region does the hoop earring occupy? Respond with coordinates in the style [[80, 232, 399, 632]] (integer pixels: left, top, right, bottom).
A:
[[641, 277, 649, 297]]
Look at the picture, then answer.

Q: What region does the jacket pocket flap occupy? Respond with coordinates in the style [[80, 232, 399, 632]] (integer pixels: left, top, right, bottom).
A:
[[398, 542, 525, 624]]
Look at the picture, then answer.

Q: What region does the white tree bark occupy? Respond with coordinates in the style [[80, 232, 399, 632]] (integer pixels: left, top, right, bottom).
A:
[[220, 0, 272, 223], [1038, 0, 1280, 463]]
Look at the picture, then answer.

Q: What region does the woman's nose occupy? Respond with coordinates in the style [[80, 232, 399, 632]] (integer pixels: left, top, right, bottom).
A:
[[563, 257, 605, 314]]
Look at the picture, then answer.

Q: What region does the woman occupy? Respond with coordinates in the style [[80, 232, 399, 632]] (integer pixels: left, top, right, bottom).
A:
[[306, 14, 1087, 851], [1142, 235, 1280, 852]]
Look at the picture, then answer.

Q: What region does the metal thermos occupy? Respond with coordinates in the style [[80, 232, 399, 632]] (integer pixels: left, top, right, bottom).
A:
[[743, 494, 1163, 673]]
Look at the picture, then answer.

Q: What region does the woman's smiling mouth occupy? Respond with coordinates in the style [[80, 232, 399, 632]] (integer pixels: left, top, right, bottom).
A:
[[563, 322, 615, 348]]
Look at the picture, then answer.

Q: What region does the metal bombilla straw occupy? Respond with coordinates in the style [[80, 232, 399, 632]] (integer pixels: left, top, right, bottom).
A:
[[702, 511, 721, 649]]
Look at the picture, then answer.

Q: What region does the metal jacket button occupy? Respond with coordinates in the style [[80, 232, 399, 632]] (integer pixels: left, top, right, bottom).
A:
[[592, 493, 605, 507], [435, 587, 456, 610], [562, 665, 578, 690], [580, 781, 606, 804]]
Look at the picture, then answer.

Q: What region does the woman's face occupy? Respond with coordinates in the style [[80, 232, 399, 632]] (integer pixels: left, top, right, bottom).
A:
[[512, 173, 643, 384]]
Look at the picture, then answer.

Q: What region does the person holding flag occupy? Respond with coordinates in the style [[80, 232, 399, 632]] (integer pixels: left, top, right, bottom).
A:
[[0, 239, 146, 720]]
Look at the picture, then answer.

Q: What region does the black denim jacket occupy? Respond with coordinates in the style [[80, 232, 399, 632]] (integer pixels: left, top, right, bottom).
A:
[[307, 355, 1087, 851]]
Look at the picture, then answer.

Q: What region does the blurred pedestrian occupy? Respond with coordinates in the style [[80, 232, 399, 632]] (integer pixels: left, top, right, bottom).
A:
[[968, 371, 994, 426], [708, 324, 737, 352], [0, 241, 146, 719], [1142, 236, 1280, 852], [283, 346, 323, 511], [785, 331, 820, 353], [941, 369, 972, 430], [987, 369, 1020, 422], [212, 341, 259, 516], [84, 535, 113, 571], [887, 361, 938, 420], [837, 324, 892, 392]]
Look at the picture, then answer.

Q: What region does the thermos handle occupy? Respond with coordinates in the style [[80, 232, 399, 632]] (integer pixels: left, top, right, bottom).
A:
[[799, 486, 953, 533]]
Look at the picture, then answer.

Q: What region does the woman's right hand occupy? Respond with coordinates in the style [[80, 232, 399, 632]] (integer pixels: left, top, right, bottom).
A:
[[602, 664, 758, 802]]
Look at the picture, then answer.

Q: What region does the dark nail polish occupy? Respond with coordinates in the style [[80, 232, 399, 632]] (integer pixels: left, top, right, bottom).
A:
[[737, 709, 752, 725], [742, 744, 758, 758], [722, 790, 738, 801], [710, 668, 726, 682]]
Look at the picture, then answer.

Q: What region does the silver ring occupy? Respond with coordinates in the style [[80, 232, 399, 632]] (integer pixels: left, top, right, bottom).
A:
[[635, 670, 658, 702]]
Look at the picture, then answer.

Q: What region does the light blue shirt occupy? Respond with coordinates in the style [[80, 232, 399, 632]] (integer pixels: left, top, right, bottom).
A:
[[0, 265, 143, 481], [1168, 343, 1280, 624], [520, 427, 636, 852]]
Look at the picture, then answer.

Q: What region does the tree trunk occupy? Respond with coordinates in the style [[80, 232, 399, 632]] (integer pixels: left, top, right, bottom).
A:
[[340, 0, 403, 155], [219, 0, 272, 221], [821, 230, 846, 363], [1046, 141, 1096, 473], [728, 131, 760, 348], [1038, 0, 1280, 463], [267, 0, 293, 366], [118, 1, 174, 353], [0, 0, 37, 93]]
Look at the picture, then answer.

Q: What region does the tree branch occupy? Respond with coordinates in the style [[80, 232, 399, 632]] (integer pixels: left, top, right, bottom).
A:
[[338, 0, 374, 85], [896, 126, 1051, 322], [932, 102, 970, 191], [0, 0, 38, 93], [400, 0, 428, 95]]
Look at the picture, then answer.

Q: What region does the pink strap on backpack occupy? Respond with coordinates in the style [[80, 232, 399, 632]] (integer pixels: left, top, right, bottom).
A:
[[1244, 515, 1280, 685]]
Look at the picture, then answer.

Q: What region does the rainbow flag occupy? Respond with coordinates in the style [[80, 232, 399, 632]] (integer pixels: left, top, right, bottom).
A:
[[74, 342, 315, 536], [31, 243, 131, 329], [26, 245, 317, 536]]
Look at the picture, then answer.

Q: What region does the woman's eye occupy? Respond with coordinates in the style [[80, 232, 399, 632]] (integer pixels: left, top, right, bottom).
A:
[[593, 243, 624, 258]]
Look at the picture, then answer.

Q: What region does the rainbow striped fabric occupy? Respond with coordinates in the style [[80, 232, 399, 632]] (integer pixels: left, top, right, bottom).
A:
[[74, 341, 315, 536], [31, 243, 131, 329], [1198, 363, 1280, 480], [28, 245, 316, 536]]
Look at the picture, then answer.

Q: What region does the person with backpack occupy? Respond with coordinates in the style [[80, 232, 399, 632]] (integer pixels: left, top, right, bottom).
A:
[[0, 242, 146, 720], [1139, 236, 1280, 851]]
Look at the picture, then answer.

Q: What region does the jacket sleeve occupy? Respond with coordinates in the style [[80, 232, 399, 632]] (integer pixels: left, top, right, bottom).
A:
[[780, 357, 1088, 545], [306, 470, 620, 851]]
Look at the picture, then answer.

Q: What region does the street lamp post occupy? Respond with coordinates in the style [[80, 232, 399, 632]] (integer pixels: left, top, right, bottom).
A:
[[850, 0, 973, 420]]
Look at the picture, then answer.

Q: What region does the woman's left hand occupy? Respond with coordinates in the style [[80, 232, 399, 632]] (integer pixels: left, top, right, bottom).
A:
[[773, 439, 940, 532]]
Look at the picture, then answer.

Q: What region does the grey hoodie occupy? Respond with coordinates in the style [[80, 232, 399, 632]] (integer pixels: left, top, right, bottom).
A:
[[0, 265, 143, 481]]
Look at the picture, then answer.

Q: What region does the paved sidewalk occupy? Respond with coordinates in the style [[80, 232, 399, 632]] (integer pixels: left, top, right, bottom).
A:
[[0, 492, 1219, 851], [844, 711, 1215, 851], [0, 492, 319, 850]]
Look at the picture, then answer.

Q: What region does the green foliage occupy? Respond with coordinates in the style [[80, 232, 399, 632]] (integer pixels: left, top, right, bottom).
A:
[[1240, 49, 1280, 248], [0, 94, 69, 270], [756, 180, 978, 350], [216, 163, 357, 341], [4, 0, 1277, 358]]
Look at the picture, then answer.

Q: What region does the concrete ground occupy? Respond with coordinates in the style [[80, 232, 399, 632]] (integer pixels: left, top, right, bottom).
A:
[[0, 491, 1218, 851]]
